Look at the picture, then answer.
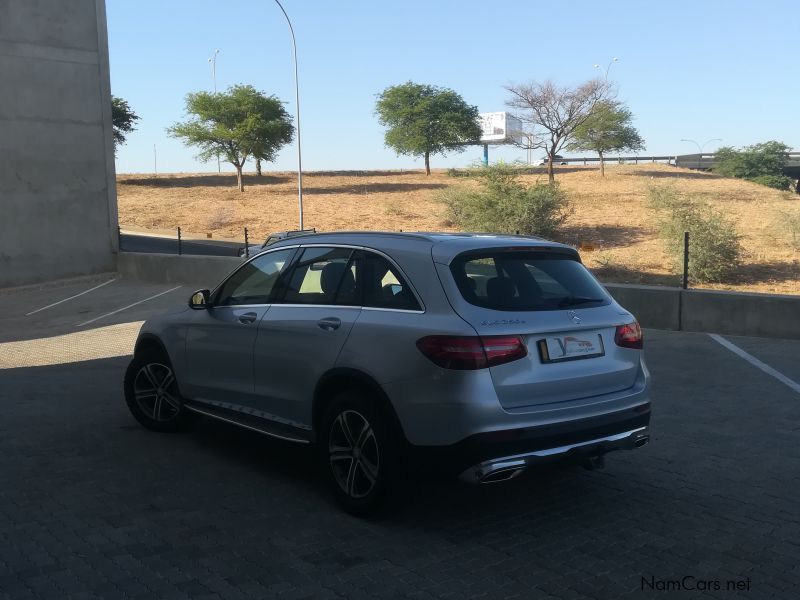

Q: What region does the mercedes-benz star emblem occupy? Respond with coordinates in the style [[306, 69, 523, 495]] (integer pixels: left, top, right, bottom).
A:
[[568, 310, 581, 324]]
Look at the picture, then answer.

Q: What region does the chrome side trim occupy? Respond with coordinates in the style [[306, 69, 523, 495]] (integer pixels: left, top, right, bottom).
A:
[[189, 397, 311, 430], [208, 304, 271, 309], [184, 405, 311, 444], [269, 304, 361, 310], [361, 306, 425, 315], [459, 426, 649, 484]]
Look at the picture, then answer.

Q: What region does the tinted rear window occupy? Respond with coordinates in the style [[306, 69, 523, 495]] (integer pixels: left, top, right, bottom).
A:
[[450, 251, 610, 311]]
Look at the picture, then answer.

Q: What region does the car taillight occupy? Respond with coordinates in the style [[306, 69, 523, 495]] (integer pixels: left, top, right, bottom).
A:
[[615, 322, 643, 349], [416, 335, 527, 370]]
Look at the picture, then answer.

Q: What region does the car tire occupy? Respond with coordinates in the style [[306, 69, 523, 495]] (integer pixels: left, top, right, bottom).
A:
[[318, 390, 399, 517], [124, 347, 194, 432]]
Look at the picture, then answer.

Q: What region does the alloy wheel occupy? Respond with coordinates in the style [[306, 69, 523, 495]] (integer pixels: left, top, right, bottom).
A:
[[133, 362, 181, 422], [328, 410, 380, 499]]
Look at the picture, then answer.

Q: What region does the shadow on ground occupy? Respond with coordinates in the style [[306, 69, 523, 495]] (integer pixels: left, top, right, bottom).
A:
[[728, 259, 800, 287], [554, 224, 651, 250], [592, 259, 799, 289], [306, 182, 448, 195], [306, 170, 421, 178], [118, 174, 291, 188], [627, 169, 721, 180], [592, 265, 682, 287]]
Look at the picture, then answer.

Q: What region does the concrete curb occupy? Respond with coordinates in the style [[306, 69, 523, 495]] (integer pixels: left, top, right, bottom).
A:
[[116, 253, 800, 340], [605, 283, 800, 340]]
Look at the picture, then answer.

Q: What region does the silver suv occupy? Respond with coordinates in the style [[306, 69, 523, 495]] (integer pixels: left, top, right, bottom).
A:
[[125, 232, 650, 514]]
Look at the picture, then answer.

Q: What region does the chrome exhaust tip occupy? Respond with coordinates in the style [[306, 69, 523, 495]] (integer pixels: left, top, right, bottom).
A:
[[460, 458, 527, 484], [634, 435, 650, 448], [479, 467, 525, 484]]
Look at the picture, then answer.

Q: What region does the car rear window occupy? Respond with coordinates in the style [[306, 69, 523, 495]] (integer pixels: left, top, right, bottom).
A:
[[450, 251, 610, 311]]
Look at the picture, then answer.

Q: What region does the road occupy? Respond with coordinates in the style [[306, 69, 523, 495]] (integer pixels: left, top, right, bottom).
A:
[[1, 276, 798, 598], [120, 232, 244, 257]]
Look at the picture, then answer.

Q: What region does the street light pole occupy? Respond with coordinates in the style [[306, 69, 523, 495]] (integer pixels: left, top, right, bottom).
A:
[[273, 0, 304, 231], [208, 49, 221, 173], [594, 57, 619, 81], [208, 49, 220, 92], [680, 138, 722, 168]]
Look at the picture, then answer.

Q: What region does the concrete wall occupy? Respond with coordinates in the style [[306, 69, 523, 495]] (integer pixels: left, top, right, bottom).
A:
[[0, 0, 117, 287], [606, 283, 800, 340], [605, 283, 681, 331], [680, 288, 800, 339], [117, 253, 242, 287]]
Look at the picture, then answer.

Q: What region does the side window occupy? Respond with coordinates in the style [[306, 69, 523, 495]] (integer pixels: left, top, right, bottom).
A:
[[214, 248, 294, 306], [362, 252, 420, 311], [281, 247, 360, 305]]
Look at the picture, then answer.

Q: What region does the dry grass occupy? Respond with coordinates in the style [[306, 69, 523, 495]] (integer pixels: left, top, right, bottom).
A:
[[117, 164, 800, 295]]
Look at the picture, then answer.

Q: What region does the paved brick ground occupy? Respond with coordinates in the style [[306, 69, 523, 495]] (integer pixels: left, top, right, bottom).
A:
[[1, 330, 799, 599]]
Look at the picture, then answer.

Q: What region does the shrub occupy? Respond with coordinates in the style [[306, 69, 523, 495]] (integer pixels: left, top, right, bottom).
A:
[[441, 162, 571, 237], [748, 174, 795, 191], [776, 209, 800, 250], [714, 141, 797, 191], [648, 187, 742, 283], [714, 141, 791, 179]]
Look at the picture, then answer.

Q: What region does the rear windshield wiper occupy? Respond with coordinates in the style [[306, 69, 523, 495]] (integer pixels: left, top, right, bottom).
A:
[[558, 296, 605, 308]]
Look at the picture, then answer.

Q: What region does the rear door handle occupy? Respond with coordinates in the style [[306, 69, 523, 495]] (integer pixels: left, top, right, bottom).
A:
[[238, 312, 258, 324], [317, 317, 342, 331]]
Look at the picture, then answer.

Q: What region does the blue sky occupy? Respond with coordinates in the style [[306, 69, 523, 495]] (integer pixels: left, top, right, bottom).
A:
[[107, 0, 797, 174]]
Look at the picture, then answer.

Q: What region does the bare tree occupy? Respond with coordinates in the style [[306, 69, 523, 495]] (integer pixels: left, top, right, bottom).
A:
[[505, 79, 609, 182]]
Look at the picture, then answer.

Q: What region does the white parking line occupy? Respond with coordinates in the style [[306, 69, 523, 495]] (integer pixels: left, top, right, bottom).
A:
[[709, 333, 800, 395], [76, 286, 182, 327], [25, 279, 116, 316]]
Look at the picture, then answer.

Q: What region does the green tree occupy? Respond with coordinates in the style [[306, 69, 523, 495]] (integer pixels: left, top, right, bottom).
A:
[[167, 85, 294, 191], [568, 100, 644, 176], [714, 141, 794, 190], [111, 96, 139, 153], [375, 82, 481, 175]]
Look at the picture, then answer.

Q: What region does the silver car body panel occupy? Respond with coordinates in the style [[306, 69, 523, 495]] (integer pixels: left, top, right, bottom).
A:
[[134, 232, 651, 451]]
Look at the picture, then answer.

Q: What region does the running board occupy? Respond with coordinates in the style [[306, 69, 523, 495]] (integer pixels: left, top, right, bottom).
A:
[[184, 401, 311, 444]]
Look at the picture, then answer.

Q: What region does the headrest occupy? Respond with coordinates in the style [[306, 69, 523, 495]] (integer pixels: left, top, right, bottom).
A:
[[486, 277, 516, 303], [320, 262, 355, 297]]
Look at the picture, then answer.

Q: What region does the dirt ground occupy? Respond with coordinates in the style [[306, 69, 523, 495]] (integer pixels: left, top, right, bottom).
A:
[[117, 164, 800, 294]]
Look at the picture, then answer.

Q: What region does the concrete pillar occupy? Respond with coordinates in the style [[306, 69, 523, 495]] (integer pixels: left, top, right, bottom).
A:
[[0, 0, 117, 287]]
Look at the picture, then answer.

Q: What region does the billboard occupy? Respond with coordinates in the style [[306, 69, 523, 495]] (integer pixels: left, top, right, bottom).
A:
[[479, 112, 523, 143]]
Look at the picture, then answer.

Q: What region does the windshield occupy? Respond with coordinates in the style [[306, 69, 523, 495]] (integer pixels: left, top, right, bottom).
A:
[[450, 251, 610, 311]]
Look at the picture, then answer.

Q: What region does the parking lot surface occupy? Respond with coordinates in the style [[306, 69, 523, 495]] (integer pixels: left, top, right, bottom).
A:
[[0, 276, 798, 599]]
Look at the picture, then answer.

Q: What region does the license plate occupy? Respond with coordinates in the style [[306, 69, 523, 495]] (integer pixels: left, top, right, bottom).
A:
[[538, 333, 604, 363]]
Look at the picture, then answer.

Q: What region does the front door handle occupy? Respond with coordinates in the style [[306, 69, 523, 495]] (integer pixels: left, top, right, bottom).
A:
[[238, 312, 258, 324], [317, 316, 342, 331]]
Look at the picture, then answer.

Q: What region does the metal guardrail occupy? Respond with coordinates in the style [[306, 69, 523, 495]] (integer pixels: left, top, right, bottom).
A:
[[544, 155, 676, 165], [550, 153, 800, 178]]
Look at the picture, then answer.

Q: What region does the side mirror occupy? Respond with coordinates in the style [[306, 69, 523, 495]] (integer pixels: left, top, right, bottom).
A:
[[189, 289, 211, 309]]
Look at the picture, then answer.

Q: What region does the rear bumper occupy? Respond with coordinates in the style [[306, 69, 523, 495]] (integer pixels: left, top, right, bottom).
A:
[[406, 402, 651, 480], [459, 425, 649, 484]]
